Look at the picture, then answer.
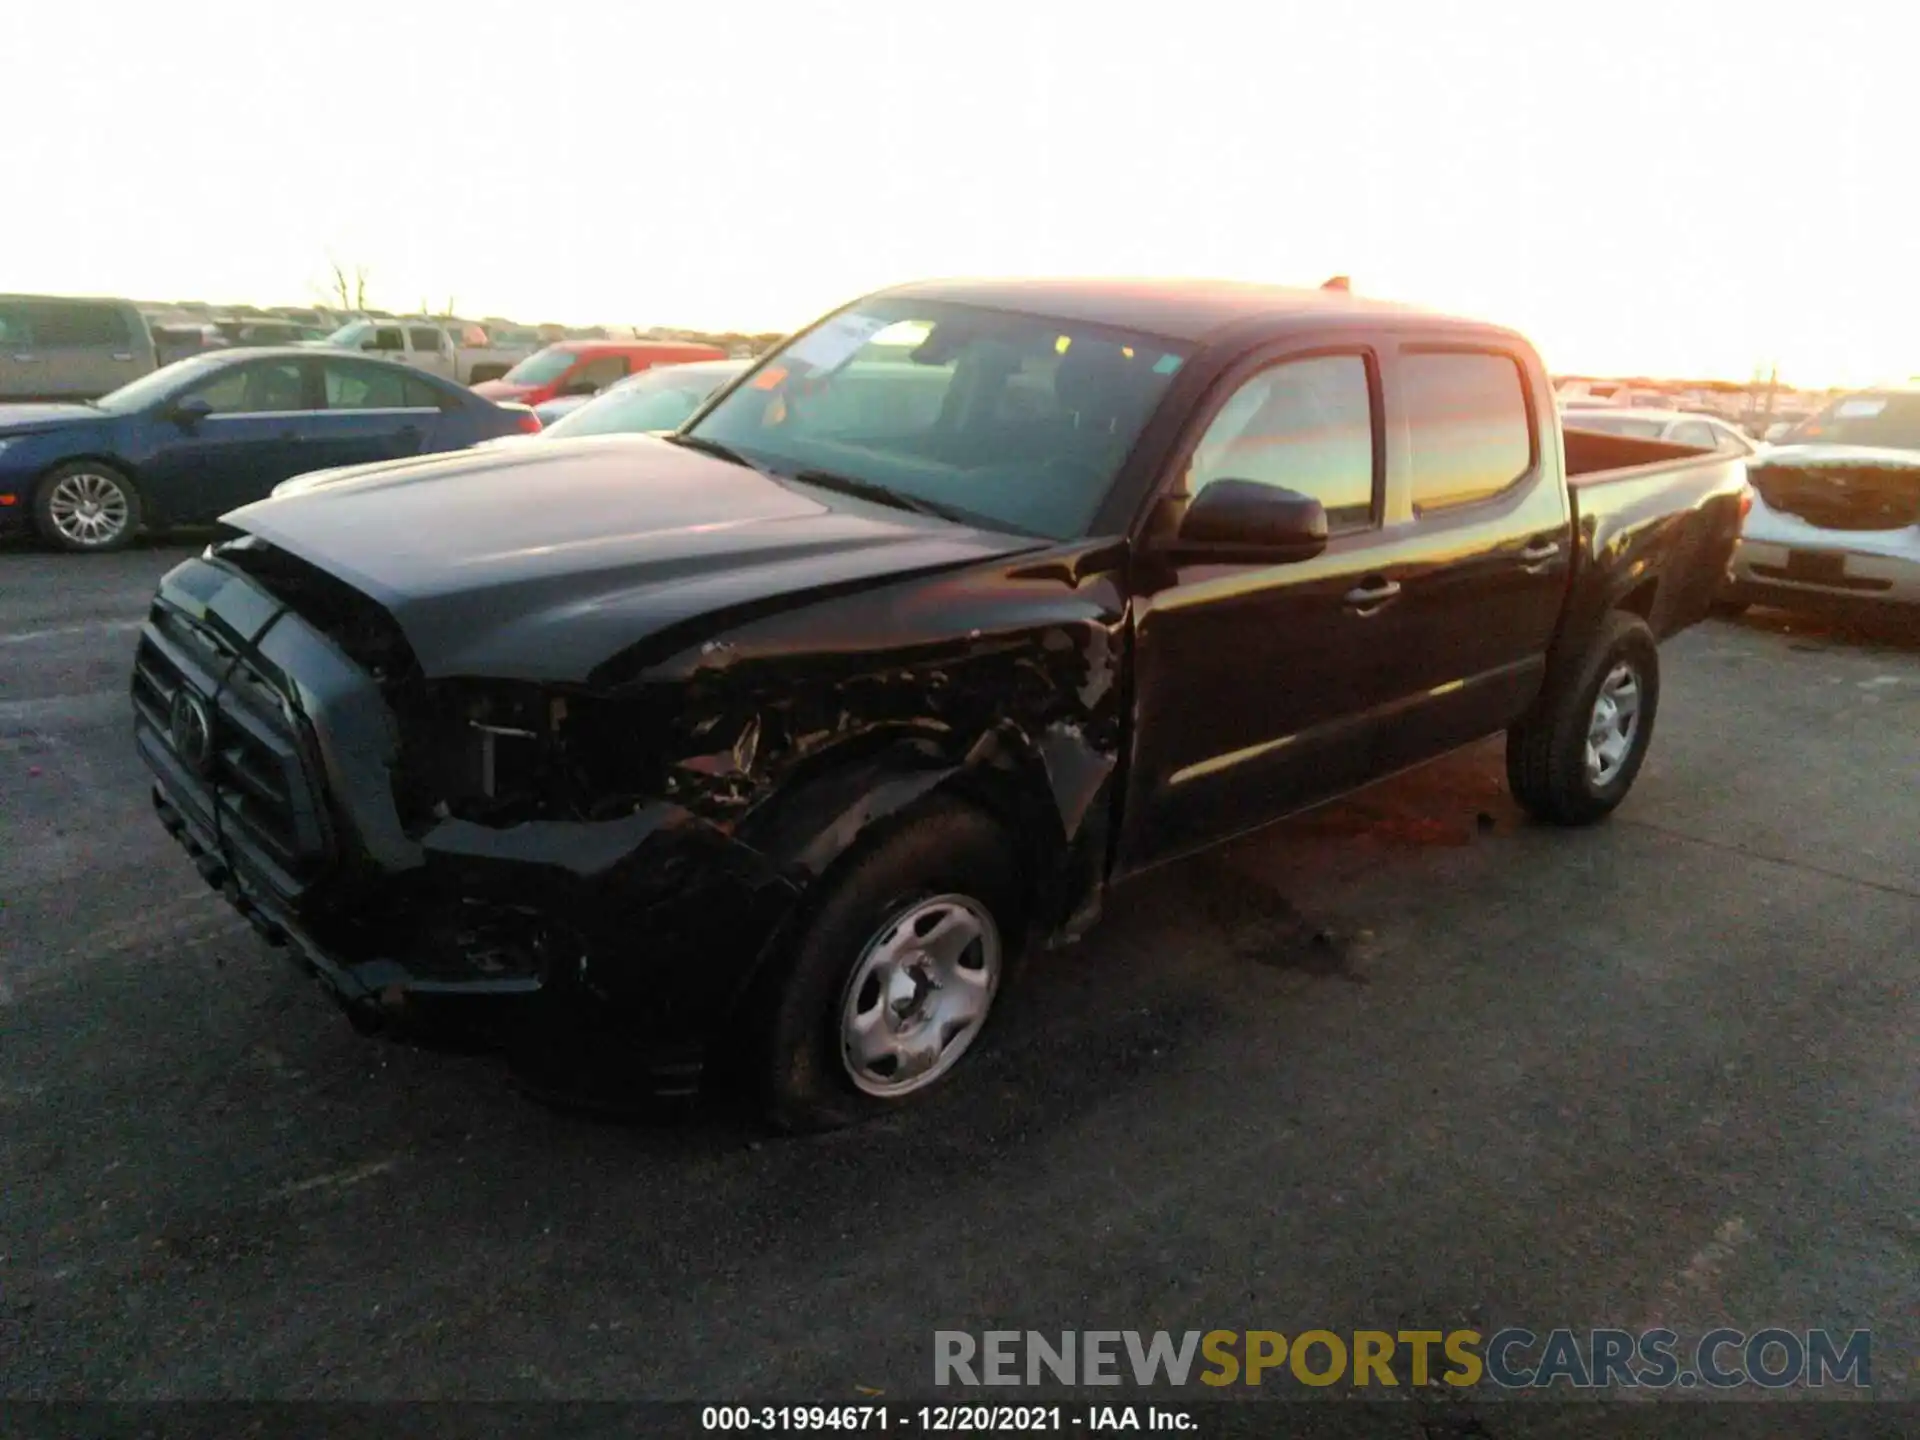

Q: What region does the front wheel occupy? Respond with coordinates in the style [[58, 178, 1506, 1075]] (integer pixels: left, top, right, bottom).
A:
[[1507, 611, 1661, 826], [34, 461, 143, 552], [758, 797, 1024, 1133]]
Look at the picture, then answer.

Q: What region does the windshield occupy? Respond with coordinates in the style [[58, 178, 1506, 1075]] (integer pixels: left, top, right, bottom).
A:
[[1785, 392, 1920, 452], [543, 365, 746, 438], [500, 348, 579, 385], [90, 354, 234, 413], [681, 299, 1191, 539], [323, 320, 372, 348]]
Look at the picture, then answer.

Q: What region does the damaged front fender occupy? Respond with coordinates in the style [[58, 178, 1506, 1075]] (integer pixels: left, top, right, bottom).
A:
[[620, 538, 1133, 952]]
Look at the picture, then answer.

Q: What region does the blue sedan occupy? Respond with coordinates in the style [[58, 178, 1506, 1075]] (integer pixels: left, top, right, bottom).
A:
[[0, 347, 540, 552]]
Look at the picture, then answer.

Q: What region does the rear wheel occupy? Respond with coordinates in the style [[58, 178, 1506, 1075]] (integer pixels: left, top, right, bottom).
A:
[[34, 461, 142, 552], [758, 798, 1024, 1133], [1507, 611, 1661, 826]]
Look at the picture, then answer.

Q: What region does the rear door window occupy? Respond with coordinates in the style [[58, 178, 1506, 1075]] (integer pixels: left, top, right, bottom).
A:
[[323, 360, 413, 409], [408, 326, 447, 352], [0, 302, 28, 347], [403, 374, 451, 408], [1670, 420, 1717, 449], [1402, 350, 1535, 511]]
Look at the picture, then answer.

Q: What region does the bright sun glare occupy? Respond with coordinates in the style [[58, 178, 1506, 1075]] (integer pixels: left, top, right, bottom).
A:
[[9, 0, 1916, 388]]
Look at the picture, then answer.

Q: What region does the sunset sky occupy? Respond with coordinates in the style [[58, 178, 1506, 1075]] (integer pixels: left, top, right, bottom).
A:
[[13, 1, 1915, 388]]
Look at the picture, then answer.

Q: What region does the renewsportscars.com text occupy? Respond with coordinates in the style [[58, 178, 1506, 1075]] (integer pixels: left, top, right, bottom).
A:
[[933, 1328, 1873, 1390]]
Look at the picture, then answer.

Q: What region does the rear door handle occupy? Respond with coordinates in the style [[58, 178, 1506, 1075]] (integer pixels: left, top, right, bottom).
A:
[[1343, 577, 1402, 610], [1521, 539, 1562, 563]]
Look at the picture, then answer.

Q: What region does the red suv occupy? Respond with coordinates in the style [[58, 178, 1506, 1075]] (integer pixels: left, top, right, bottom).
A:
[[473, 340, 728, 407]]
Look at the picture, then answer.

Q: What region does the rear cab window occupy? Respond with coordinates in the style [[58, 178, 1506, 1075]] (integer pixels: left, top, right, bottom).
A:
[[1401, 349, 1535, 512]]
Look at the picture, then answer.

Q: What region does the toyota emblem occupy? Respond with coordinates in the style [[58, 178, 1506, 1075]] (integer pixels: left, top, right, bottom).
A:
[[169, 690, 215, 773]]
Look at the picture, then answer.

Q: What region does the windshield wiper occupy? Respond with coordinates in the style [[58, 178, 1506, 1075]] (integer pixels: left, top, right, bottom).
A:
[[789, 469, 971, 525], [666, 433, 761, 470]]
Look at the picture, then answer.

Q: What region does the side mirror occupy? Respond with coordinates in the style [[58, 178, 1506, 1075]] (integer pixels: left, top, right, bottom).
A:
[[1164, 479, 1329, 563], [169, 396, 214, 428]]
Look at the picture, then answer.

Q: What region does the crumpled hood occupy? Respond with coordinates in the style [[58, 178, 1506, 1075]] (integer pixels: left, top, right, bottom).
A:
[[0, 403, 103, 434], [1755, 442, 1920, 470], [223, 434, 1043, 684], [1747, 442, 1920, 532]]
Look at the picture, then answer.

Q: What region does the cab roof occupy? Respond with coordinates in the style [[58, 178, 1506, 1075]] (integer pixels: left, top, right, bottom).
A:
[[869, 276, 1495, 347]]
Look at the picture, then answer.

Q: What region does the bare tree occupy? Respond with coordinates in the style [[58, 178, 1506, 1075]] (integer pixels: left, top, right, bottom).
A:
[[325, 256, 372, 313]]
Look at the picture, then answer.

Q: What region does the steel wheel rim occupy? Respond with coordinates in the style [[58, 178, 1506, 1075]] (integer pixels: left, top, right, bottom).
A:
[[1585, 661, 1642, 788], [838, 893, 1002, 1098], [47, 472, 130, 547]]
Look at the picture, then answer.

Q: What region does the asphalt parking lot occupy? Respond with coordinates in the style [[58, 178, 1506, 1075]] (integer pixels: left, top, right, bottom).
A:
[[2, 539, 1916, 1406]]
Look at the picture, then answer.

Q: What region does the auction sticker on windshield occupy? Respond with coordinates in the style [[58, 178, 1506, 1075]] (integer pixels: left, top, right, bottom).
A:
[[782, 313, 892, 374]]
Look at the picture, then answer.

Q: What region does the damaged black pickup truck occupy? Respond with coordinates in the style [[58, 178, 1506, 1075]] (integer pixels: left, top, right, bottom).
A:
[[133, 278, 1749, 1130]]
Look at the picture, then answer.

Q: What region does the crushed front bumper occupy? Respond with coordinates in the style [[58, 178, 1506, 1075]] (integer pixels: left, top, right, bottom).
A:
[[133, 555, 802, 1095]]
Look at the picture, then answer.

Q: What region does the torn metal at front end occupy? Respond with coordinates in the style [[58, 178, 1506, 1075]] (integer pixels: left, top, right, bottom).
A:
[[189, 535, 1131, 1060]]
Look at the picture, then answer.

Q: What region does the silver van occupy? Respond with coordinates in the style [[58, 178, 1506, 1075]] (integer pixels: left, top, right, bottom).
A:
[[0, 295, 159, 400]]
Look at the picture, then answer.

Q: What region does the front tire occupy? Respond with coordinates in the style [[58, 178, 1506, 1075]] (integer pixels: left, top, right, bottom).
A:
[[759, 797, 1025, 1133], [1507, 611, 1661, 826], [34, 461, 142, 553]]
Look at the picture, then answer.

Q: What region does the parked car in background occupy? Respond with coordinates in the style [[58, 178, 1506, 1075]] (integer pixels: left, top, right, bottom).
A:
[[0, 295, 159, 400], [472, 340, 730, 409], [1562, 407, 1759, 455], [270, 306, 337, 329], [531, 357, 751, 433], [131, 277, 1747, 1128], [310, 318, 534, 385], [215, 319, 330, 347], [151, 322, 231, 367], [0, 348, 540, 552], [1721, 386, 1920, 617]]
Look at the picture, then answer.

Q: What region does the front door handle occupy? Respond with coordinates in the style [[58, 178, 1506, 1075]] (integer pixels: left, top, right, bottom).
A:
[[1521, 539, 1562, 563], [1343, 577, 1402, 610]]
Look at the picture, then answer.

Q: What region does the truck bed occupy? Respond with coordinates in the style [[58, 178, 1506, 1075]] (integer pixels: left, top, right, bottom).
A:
[[1558, 426, 1750, 644]]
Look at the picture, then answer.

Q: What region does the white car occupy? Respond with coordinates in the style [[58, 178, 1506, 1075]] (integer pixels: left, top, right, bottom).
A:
[[1721, 388, 1920, 615], [1561, 407, 1760, 456], [308, 318, 535, 385]]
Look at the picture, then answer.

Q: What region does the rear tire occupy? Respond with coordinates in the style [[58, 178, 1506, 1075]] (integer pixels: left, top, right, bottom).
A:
[[1507, 611, 1661, 826], [758, 797, 1025, 1133], [34, 461, 142, 553]]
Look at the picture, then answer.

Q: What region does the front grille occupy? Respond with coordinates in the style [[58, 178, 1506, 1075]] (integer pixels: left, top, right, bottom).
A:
[[133, 604, 331, 896]]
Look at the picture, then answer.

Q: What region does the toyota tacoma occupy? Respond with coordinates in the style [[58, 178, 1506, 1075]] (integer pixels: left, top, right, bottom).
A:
[[132, 278, 1750, 1129]]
